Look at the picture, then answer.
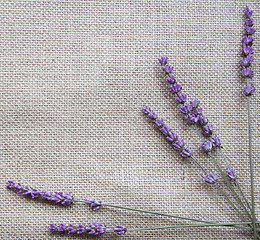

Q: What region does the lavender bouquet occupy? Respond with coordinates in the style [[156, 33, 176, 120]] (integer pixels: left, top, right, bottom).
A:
[[6, 5, 259, 239]]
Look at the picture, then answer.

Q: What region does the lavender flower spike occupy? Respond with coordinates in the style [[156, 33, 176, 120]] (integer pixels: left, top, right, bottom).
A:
[[7, 181, 74, 206], [85, 199, 102, 210], [114, 225, 127, 235], [242, 66, 254, 78], [201, 173, 217, 185], [243, 84, 256, 96], [50, 223, 106, 236], [227, 168, 237, 181], [143, 106, 191, 158]]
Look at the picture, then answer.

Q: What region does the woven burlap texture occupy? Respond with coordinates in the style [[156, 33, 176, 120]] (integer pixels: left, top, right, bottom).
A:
[[1, 0, 259, 239]]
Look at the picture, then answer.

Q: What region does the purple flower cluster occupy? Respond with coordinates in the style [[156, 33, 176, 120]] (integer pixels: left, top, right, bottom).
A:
[[201, 173, 217, 185], [7, 180, 73, 206], [113, 225, 128, 235], [84, 199, 102, 210], [227, 168, 237, 181], [158, 57, 221, 153], [143, 105, 191, 157], [49, 223, 107, 235], [201, 134, 221, 154], [242, 6, 256, 96]]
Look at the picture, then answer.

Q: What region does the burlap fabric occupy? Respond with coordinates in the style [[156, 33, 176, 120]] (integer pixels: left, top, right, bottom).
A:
[[1, 0, 259, 239]]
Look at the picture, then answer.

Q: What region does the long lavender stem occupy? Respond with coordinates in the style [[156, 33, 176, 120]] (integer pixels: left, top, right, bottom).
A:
[[127, 221, 260, 232]]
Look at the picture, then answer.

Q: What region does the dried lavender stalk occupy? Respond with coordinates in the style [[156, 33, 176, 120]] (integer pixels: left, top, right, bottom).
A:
[[242, 5, 257, 239], [6, 180, 73, 206]]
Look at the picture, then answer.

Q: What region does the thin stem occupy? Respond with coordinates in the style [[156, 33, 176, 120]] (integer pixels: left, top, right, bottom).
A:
[[210, 154, 252, 220], [190, 155, 208, 175], [247, 95, 257, 239], [220, 148, 252, 213], [194, 124, 252, 221], [73, 200, 250, 231], [127, 221, 260, 232], [217, 186, 248, 223]]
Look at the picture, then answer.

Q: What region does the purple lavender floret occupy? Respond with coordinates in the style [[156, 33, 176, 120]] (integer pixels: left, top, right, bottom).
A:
[[213, 134, 221, 147], [242, 43, 254, 55], [49, 224, 58, 233], [158, 56, 168, 65], [154, 118, 164, 128], [7, 180, 15, 188], [245, 18, 254, 26], [160, 124, 170, 135], [186, 114, 199, 124], [7, 181, 74, 206], [227, 168, 237, 181], [86, 223, 106, 235], [241, 54, 253, 66], [179, 103, 192, 115], [190, 99, 200, 109], [167, 74, 176, 83], [242, 36, 254, 45], [199, 116, 208, 126], [243, 84, 256, 96], [242, 66, 254, 78], [170, 82, 182, 93], [77, 224, 86, 234], [162, 65, 174, 74], [167, 131, 177, 142], [148, 111, 157, 120], [143, 106, 191, 157], [172, 137, 184, 150], [201, 140, 213, 153], [84, 199, 102, 211], [176, 91, 187, 103], [202, 124, 213, 136], [245, 5, 253, 18], [201, 173, 217, 185], [181, 147, 191, 157], [245, 26, 256, 35], [114, 225, 127, 235], [57, 224, 66, 233], [67, 224, 77, 235], [142, 105, 150, 114]]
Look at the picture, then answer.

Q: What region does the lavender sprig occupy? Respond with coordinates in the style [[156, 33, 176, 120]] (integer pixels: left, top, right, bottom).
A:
[[50, 223, 107, 235], [7, 180, 73, 206], [243, 5, 257, 239]]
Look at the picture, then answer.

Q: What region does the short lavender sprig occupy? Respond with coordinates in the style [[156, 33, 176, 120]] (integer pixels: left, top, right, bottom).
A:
[[7, 180, 73, 206]]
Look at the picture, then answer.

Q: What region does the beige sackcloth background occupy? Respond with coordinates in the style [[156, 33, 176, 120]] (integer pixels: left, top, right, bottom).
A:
[[1, 0, 259, 239]]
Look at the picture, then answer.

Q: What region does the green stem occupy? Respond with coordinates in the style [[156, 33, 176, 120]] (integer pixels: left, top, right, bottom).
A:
[[190, 155, 208, 175], [127, 221, 260, 232], [219, 148, 252, 214], [74, 200, 250, 231], [194, 124, 252, 221], [247, 95, 257, 239], [210, 154, 252, 220], [217, 186, 248, 223]]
